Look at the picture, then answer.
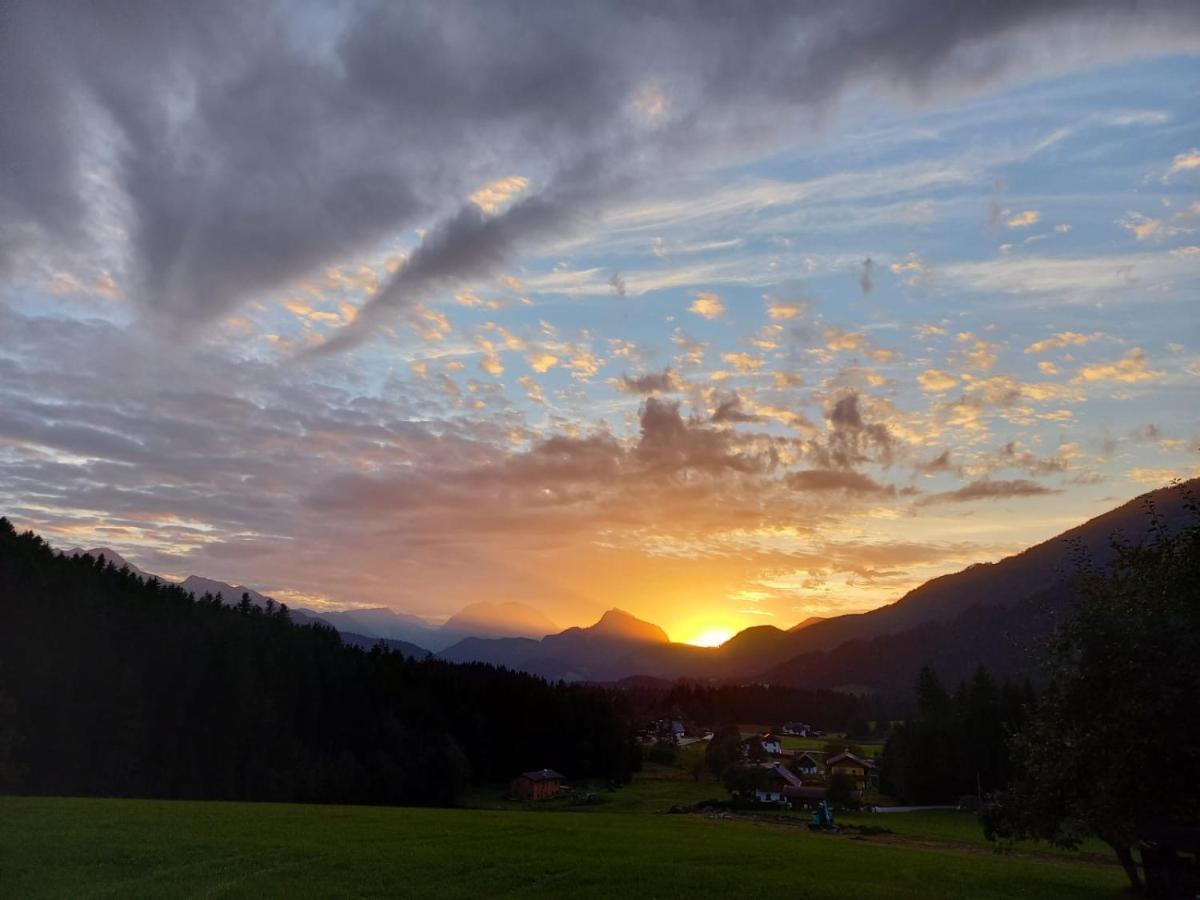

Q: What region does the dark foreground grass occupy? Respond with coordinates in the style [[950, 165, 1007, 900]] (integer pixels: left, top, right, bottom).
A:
[[0, 796, 1125, 899]]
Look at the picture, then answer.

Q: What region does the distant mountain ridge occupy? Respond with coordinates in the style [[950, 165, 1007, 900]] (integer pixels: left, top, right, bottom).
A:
[[437, 479, 1197, 688], [60, 479, 1196, 692], [60, 547, 555, 656]]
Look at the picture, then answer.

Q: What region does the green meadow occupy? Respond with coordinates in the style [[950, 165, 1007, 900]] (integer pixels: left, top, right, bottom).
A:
[[1, 768, 1125, 899]]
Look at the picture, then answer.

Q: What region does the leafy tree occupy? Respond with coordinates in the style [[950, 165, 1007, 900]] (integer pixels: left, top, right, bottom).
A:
[[645, 740, 677, 766], [881, 664, 1029, 803], [722, 763, 768, 798], [705, 724, 742, 777], [846, 717, 872, 741], [982, 494, 1200, 892], [826, 771, 856, 808]]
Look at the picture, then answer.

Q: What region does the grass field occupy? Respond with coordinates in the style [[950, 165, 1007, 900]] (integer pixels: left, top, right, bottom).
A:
[[0, 795, 1126, 899], [0, 738, 1119, 899]]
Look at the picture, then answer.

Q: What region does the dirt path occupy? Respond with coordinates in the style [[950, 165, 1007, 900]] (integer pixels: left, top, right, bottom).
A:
[[697, 811, 1117, 870]]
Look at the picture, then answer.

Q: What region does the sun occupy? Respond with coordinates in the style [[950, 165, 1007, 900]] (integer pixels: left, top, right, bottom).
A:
[[686, 625, 736, 648]]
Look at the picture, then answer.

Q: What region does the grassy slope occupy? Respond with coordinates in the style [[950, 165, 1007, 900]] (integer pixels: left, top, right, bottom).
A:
[[1, 793, 1124, 899]]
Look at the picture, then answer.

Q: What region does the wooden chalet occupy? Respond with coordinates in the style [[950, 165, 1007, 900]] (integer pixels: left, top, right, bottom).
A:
[[511, 768, 565, 801]]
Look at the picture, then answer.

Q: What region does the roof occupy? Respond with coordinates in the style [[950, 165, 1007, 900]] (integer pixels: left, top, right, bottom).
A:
[[793, 751, 824, 765], [744, 732, 780, 745], [519, 768, 565, 782], [827, 750, 877, 769], [785, 785, 828, 800], [765, 763, 804, 787]]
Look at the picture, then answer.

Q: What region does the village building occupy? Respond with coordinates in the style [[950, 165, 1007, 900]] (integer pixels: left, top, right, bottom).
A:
[[784, 784, 829, 804], [742, 731, 783, 758], [510, 768, 565, 801], [792, 750, 824, 777], [754, 763, 803, 804], [826, 750, 879, 792]]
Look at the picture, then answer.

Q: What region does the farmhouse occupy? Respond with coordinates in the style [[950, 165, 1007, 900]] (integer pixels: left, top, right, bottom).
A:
[[793, 750, 824, 777], [755, 763, 803, 804], [510, 768, 564, 801], [742, 731, 783, 757], [826, 750, 879, 791]]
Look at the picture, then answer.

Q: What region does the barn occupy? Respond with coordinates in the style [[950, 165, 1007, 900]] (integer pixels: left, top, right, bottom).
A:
[[511, 768, 565, 801]]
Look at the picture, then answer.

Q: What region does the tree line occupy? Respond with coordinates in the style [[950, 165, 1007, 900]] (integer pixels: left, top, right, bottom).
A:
[[886, 494, 1199, 894], [879, 664, 1034, 805], [623, 680, 868, 733], [0, 519, 640, 806]]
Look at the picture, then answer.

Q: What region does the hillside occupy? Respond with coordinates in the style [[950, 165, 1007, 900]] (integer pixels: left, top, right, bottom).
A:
[[438, 480, 1196, 689], [0, 518, 638, 805], [439, 608, 696, 680], [439, 601, 559, 643], [737, 479, 1197, 683]]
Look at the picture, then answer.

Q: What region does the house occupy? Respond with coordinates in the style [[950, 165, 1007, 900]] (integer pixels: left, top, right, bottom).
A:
[[754, 763, 803, 804], [511, 768, 565, 801], [780, 722, 810, 736], [826, 750, 879, 792], [793, 750, 824, 777], [742, 731, 783, 757], [784, 784, 829, 804], [650, 718, 687, 743]]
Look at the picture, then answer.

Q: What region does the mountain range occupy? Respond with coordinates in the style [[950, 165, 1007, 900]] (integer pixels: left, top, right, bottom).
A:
[[64, 479, 1195, 695], [434, 479, 1196, 690]]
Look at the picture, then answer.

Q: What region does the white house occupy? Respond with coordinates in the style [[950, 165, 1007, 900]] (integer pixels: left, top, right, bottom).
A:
[[754, 763, 803, 804]]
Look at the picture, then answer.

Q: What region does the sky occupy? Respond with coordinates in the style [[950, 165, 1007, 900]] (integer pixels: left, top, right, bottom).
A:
[[1, 1, 1198, 646]]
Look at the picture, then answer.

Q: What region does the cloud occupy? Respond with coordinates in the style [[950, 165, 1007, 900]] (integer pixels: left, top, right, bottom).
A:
[[1117, 211, 1186, 241], [6, 0, 1196, 342], [786, 469, 897, 495], [1025, 331, 1103, 353], [918, 369, 958, 391], [859, 257, 875, 294], [1072, 348, 1164, 384], [1165, 148, 1200, 179], [1005, 210, 1040, 228], [917, 477, 1059, 506], [526, 351, 560, 373], [721, 352, 765, 373], [710, 392, 761, 425], [689, 292, 725, 319], [916, 450, 956, 475], [618, 369, 678, 394], [807, 393, 894, 471], [608, 271, 627, 297], [766, 298, 807, 320], [469, 176, 531, 215], [634, 397, 767, 474]]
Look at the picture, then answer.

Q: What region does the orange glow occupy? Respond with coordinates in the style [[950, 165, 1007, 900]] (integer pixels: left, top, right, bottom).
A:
[[685, 625, 736, 647]]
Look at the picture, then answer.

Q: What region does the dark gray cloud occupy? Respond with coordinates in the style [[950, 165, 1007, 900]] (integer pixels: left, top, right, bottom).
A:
[[4, 0, 1197, 341], [786, 469, 896, 495], [608, 272, 627, 298], [917, 450, 957, 475], [811, 392, 893, 470], [917, 478, 1061, 506], [859, 257, 875, 295], [618, 369, 678, 395], [710, 392, 760, 424]]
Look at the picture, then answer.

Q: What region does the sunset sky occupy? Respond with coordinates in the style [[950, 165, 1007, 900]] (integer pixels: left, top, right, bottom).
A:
[[2, 2, 1198, 645]]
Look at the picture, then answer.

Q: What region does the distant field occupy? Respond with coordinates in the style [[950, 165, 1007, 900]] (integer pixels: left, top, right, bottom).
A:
[[1, 793, 1125, 899], [738, 727, 885, 755]]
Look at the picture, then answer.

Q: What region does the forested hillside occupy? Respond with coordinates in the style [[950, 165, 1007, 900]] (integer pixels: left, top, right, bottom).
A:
[[0, 519, 639, 806]]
